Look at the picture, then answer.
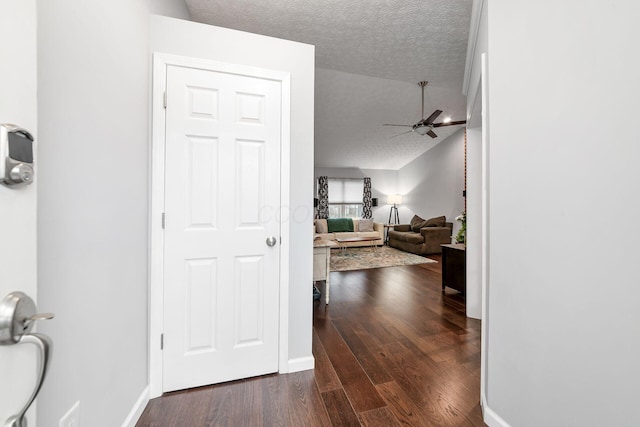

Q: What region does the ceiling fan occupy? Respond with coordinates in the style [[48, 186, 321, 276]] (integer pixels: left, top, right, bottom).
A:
[[384, 81, 466, 138]]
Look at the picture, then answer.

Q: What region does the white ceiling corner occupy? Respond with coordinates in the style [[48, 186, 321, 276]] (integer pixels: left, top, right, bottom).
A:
[[185, 0, 473, 170]]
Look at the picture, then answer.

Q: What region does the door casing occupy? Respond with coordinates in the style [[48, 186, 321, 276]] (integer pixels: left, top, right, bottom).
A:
[[149, 53, 291, 398]]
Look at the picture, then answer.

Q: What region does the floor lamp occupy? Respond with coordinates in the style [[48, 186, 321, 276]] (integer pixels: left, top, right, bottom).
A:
[[387, 194, 402, 224]]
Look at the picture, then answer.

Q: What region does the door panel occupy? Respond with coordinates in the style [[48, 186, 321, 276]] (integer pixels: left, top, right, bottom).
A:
[[234, 255, 264, 347], [163, 65, 281, 392], [184, 258, 217, 353], [186, 136, 218, 228]]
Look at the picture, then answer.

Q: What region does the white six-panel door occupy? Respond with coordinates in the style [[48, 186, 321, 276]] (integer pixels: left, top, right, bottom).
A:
[[162, 64, 282, 392]]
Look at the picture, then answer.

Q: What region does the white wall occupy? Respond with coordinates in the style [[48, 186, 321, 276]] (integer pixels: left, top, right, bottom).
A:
[[0, 1, 38, 425], [397, 130, 465, 232], [486, 1, 640, 425], [314, 167, 398, 224], [150, 15, 315, 367], [37, 1, 150, 425]]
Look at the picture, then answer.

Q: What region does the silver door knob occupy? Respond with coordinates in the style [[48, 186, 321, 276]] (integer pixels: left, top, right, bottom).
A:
[[266, 236, 277, 247]]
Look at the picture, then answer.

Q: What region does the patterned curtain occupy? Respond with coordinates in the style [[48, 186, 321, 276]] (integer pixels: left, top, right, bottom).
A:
[[317, 176, 329, 219], [362, 177, 373, 219]]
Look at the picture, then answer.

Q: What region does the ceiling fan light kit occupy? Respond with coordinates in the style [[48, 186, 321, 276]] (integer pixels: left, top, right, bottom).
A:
[[383, 81, 466, 138]]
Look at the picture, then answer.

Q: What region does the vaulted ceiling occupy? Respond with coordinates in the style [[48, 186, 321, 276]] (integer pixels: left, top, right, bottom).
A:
[[185, 0, 473, 170]]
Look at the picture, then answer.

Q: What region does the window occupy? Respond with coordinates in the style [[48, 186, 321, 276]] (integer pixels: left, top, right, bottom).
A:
[[328, 178, 363, 218], [328, 204, 362, 218]]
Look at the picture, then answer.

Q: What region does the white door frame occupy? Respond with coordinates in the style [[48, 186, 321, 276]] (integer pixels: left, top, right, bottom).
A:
[[148, 53, 291, 398], [0, 1, 38, 424], [479, 51, 491, 418]]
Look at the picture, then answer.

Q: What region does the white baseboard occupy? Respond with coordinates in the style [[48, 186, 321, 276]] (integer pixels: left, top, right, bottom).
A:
[[481, 393, 511, 427], [121, 385, 150, 427], [287, 356, 315, 373]]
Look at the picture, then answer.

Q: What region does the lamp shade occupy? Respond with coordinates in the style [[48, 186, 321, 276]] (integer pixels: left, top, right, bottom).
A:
[[414, 125, 430, 136], [387, 194, 402, 205]]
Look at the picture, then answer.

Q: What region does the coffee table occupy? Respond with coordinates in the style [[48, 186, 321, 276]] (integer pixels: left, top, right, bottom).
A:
[[335, 236, 379, 254]]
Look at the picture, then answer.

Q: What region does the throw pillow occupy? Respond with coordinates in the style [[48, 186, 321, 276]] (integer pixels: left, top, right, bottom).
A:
[[314, 219, 328, 234], [358, 219, 374, 232], [410, 215, 425, 232], [424, 215, 446, 227]]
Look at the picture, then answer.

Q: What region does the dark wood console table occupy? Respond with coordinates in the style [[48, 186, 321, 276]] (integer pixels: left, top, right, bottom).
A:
[[441, 243, 466, 296]]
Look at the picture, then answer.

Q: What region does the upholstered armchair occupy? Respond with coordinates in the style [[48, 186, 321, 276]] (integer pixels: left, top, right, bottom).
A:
[[388, 215, 453, 255]]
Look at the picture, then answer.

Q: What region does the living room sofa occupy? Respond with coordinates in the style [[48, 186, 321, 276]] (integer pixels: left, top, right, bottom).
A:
[[314, 218, 384, 247], [388, 215, 453, 255]]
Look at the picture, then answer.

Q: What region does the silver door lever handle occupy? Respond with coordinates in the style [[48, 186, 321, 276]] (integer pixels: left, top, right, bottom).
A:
[[5, 332, 52, 427], [0, 292, 54, 427], [24, 313, 55, 330]]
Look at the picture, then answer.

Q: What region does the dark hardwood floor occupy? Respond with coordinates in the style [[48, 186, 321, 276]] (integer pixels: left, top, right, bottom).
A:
[[137, 255, 485, 426]]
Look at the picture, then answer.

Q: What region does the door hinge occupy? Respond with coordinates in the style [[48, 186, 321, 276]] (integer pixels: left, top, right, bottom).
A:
[[161, 212, 165, 229], [163, 91, 167, 109], [160, 333, 164, 350]]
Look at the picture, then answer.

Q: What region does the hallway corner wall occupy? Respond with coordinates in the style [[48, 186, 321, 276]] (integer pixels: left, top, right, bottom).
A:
[[37, 1, 150, 425]]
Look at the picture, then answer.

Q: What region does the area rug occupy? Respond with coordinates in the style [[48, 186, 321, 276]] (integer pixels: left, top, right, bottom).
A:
[[330, 246, 437, 272]]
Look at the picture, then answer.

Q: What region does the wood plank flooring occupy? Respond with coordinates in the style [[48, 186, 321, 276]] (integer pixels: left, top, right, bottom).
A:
[[137, 255, 485, 426]]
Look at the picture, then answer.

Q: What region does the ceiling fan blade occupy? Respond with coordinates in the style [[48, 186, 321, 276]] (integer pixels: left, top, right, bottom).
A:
[[383, 123, 413, 127], [427, 130, 438, 138], [432, 120, 467, 128], [422, 109, 442, 126], [389, 130, 413, 138]]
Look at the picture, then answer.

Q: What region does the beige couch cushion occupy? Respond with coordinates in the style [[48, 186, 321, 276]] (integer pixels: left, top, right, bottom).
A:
[[357, 231, 381, 239], [314, 219, 328, 234], [316, 232, 336, 241]]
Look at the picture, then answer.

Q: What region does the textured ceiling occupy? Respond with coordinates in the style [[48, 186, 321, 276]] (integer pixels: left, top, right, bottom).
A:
[[186, 0, 473, 169], [315, 69, 466, 169]]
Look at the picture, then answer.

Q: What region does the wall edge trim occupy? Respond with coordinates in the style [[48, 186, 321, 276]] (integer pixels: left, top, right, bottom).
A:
[[287, 356, 315, 373], [121, 385, 150, 427], [462, 0, 486, 95], [481, 393, 511, 427]]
